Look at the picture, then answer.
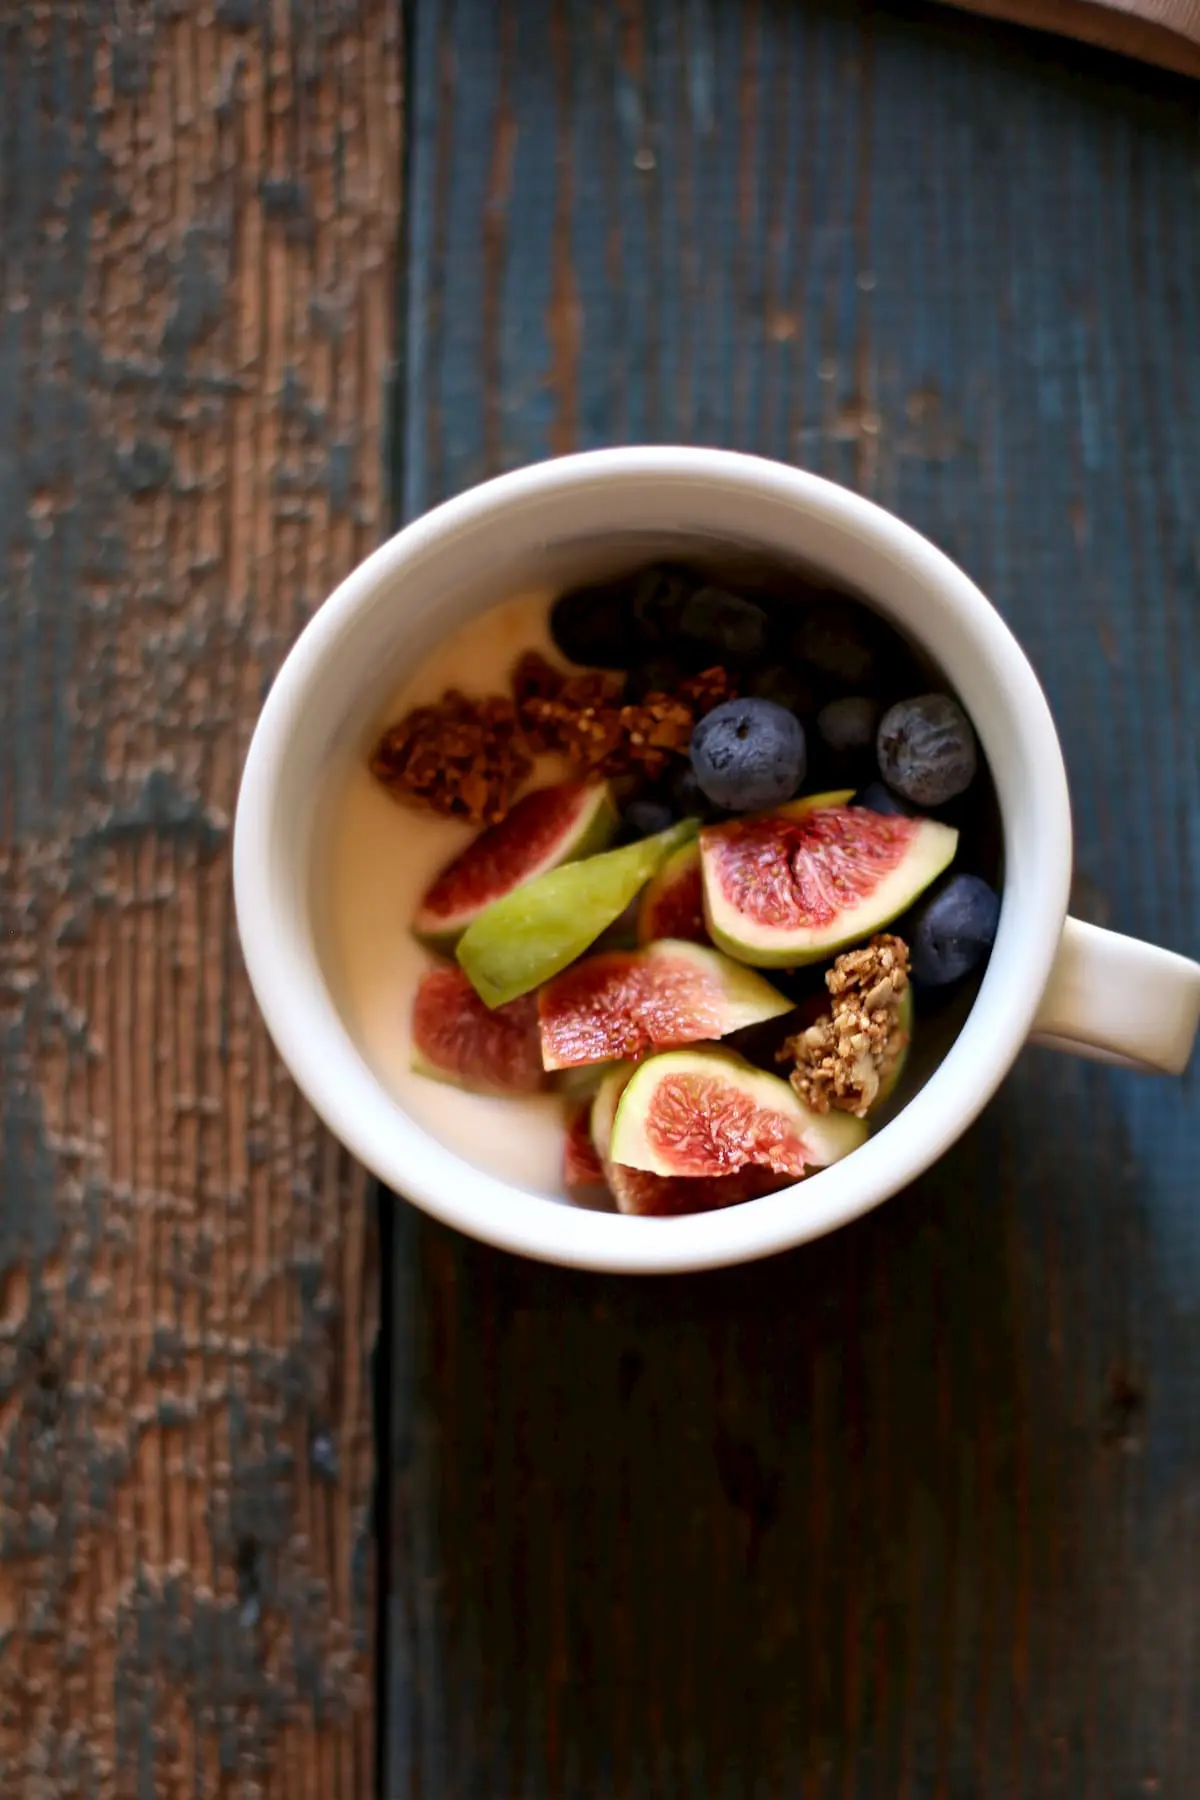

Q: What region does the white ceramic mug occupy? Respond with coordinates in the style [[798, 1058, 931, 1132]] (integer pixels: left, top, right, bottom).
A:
[[234, 449, 1200, 1273]]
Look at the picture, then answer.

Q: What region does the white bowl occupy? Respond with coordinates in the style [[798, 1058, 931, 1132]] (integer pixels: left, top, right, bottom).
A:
[[234, 448, 1198, 1273]]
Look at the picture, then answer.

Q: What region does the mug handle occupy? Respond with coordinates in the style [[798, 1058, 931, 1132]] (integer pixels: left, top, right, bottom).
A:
[[1030, 917, 1200, 1074]]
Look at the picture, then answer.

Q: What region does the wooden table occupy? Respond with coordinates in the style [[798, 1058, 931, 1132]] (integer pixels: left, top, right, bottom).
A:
[[2, 3, 1197, 1796]]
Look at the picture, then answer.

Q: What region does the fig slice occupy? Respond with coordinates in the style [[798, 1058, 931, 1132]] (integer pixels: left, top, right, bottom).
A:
[[701, 791, 957, 967], [636, 839, 708, 946], [589, 1062, 791, 1217], [457, 819, 697, 1009], [590, 1063, 634, 1159], [538, 940, 792, 1071], [610, 1045, 866, 1179], [411, 965, 546, 1096], [553, 1061, 612, 1100], [562, 1101, 611, 1205], [414, 778, 617, 950], [609, 1161, 786, 1218]]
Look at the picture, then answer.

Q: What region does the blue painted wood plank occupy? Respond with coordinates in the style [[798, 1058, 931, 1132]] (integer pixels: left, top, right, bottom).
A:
[[390, 2, 1200, 1795]]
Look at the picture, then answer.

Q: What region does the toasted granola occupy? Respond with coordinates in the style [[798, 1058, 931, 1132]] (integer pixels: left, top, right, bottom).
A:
[[370, 688, 533, 826], [678, 665, 741, 715], [512, 652, 737, 780], [511, 648, 568, 710], [779, 933, 911, 1118], [371, 648, 743, 827], [512, 651, 626, 762], [605, 693, 696, 778]]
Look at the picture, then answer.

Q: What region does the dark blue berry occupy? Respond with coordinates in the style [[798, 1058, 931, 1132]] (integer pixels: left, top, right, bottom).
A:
[[690, 698, 806, 812], [877, 693, 977, 806], [792, 597, 882, 691], [624, 798, 676, 838], [679, 587, 769, 668], [630, 564, 698, 646], [910, 875, 1001, 985], [550, 579, 638, 668], [817, 695, 880, 753], [667, 763, 711, 819], [750, 663, 815, 716], [851, 781, 915, 818]]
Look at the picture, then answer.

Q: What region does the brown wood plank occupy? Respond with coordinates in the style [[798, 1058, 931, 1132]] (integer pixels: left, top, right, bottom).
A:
[[0, 5, 400, 1794]]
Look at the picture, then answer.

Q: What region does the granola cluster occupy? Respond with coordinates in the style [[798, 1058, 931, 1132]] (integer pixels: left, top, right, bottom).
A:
[[370, 689, 532, 825], [514, 651, 739, 779], [779, 933, 911, 1118], [512, 652, 627, 763], [372, 650, 740, 820]]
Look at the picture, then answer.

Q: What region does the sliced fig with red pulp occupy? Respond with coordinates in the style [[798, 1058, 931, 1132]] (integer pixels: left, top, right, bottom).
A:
[[552, 1061, 611, 1100], [562, 1102, 611, 1205], [588, 1064, 782, 1217], [702, 791, 957, 967], [610, 1046, 866, 1178], [413, 778, 617, 950], [636, 839, 708, 946], [611, 1161, 786, 1218], [538, 940, 791, 1071], [589, 1064, 634, 1162], [411, 965, 546, 1096]]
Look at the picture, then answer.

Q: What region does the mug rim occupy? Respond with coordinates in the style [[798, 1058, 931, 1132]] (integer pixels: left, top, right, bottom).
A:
[[234, 447, 1072, 1273]]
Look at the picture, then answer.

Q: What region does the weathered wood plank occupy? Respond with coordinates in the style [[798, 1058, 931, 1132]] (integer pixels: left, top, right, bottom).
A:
[[390, 2, 1199, 1796], [0, 5, 400, 1795]]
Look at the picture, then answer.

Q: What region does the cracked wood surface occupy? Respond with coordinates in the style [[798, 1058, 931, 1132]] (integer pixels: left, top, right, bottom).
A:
[[389, 3, 1199, 1797], [0, 4, 399, 1795]]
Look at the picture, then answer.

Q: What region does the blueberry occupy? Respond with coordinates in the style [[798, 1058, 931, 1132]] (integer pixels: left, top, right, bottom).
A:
[[625, 658, 684, 702], [750, 663, 816, 716], [550, 579, 637, 668], [679, 586, 770, 668], [690, 698, 807, 811], [817, 695, 880, 753], [792, 596, 882, 691], [667, 762, 711, 819], [623, 798, 676, 838], [630, 563, 698, 646], [876, 693, 977, 806], [910, 874, 1001, 985], [851, 780, 915, 818]]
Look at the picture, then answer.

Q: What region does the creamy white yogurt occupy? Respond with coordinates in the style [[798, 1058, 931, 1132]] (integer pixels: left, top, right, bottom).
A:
[[323, 591, 580, 1197]]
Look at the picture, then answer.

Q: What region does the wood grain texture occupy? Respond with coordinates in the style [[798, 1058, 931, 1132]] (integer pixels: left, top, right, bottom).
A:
[[0, 4, 400, 1795], [391, 1, 1199, 1795]]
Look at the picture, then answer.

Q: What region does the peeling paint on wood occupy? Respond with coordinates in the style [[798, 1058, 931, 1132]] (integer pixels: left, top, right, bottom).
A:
[[0, 4, 400, 1795]]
